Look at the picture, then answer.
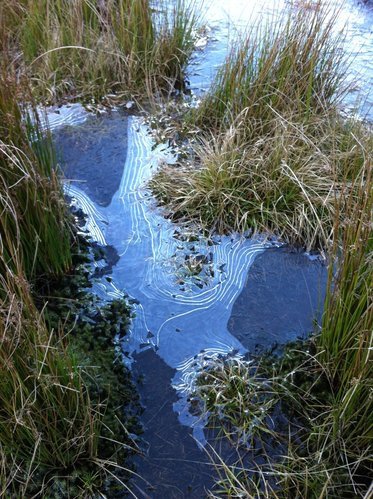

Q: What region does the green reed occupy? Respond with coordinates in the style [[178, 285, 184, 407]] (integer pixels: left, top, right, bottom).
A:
[[151, 3, 367, 250], [1, 0, 199, 103], [0, 73, 72, 280]]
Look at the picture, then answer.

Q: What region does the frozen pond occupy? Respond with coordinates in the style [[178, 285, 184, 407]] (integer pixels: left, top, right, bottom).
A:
[[49, 0, 371, 495], [53, 111, 327, 497]]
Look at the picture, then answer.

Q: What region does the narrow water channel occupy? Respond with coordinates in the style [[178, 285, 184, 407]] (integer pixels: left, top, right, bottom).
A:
[[49, 1, 372, 496]]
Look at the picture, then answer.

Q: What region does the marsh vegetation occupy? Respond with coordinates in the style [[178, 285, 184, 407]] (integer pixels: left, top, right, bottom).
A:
[[0, 1, 199, 496], [151, 2, 372, 497], [0, 75, 142, 496], [0, 0, 198, 103], [152, 5, 371, 250], [0, 0, 371, 497], [192, 157, 372, 495]]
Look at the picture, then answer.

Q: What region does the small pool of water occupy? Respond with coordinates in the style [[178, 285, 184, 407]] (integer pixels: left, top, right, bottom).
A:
[[49, 1, 371, 495], [53, 109, 327, 497]]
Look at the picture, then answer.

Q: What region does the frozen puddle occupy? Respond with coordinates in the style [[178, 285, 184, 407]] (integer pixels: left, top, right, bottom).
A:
[[53, 110, 326, 445], [32, 0, 371, 494], [51, 105, 328, 496]]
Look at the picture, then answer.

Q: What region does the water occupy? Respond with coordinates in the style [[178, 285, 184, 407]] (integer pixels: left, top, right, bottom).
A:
[[189, 0, 372, 119], [49, 0, 371, 496], [53, 111, 327, 497]]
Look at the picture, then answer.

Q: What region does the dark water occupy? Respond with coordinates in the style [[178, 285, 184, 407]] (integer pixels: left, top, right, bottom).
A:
[[228, 247, 326, 353], [56, 113, 128, 207], [131, 350, 214, 498], [52, 110, 327, 497], [48, 1, 371, 495]]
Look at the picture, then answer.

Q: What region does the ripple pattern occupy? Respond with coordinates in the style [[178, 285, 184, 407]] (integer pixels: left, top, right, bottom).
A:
[[64, 183, 108, 246], [56, 114, 279, 436], [30, 103, 93, 133], [102, 118, 279, 374]]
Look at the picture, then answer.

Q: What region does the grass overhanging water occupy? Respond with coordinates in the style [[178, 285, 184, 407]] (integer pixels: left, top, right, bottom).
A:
[[0, 76, 100, 495], [0, 75, 143, 496], [151, 3, 371, 251], [195, 154, 372, 498], [150, 1, 372, 496], [0, 1, 200, 495], [0, 0, 372, 496]]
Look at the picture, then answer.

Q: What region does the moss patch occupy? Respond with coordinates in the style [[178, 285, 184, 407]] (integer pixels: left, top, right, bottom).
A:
[[33, 231, 142, 496]]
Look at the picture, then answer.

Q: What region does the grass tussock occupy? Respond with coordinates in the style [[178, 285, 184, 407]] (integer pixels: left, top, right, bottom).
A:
[[193, 5, 347, 131], [0, 73, 72, 279], [193, 357, 281, 448], [195, 157, 372, 497], [0, 74, 137, 496], [154, 117, 371, 249], [151, 3, 371, 250], [316, 157, 372, 468], [0, 73, 91, 494], [1, 0, 199, 103]]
